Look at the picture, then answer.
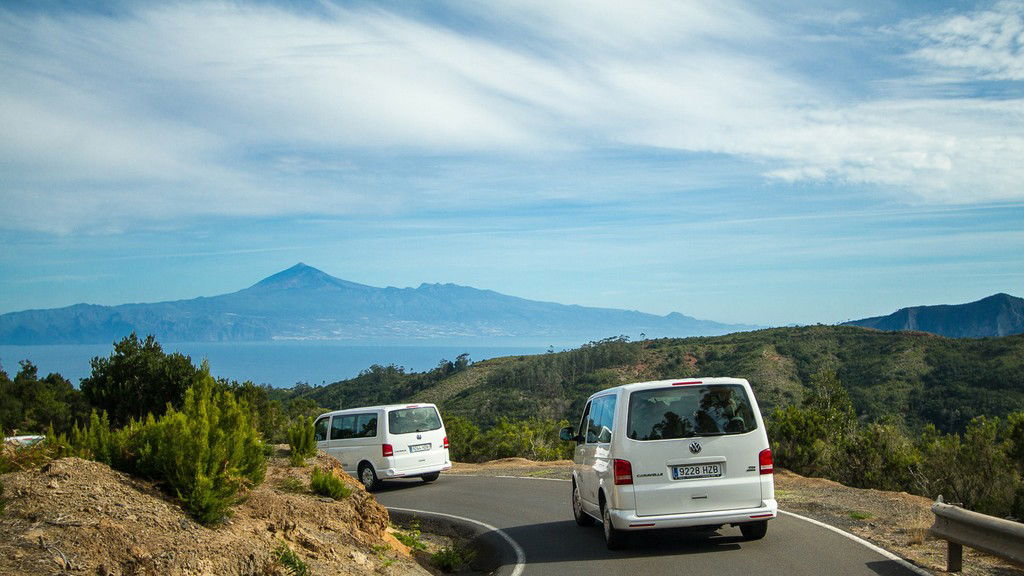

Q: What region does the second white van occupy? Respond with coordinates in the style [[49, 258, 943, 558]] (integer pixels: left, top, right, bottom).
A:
[[314, 403, 451, 491], [560, 377, 776, 549]]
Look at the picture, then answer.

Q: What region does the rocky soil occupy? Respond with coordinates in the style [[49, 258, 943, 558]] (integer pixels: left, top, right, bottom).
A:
[[0, 449, 429, 576]]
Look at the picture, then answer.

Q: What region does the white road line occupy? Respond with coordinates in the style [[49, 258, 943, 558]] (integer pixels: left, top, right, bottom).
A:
[[448, 474, 933, 575], [779, 510, 933, 576], [387, 506, 526, 576]]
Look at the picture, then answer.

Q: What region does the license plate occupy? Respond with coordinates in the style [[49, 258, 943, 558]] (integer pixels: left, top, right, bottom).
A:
[[409, 443, 431, 453], [673, 464, 723, 480]]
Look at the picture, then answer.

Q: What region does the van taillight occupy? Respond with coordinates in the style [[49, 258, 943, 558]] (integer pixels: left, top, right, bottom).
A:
[[443, 436, 449, 449], [382, 444, 394, 458], [613, 459, 633, 485], [759, 448, 773, 475]]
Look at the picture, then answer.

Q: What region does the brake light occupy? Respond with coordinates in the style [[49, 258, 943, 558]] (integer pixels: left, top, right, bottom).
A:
[[443, 436, 449, 449], [759, 448, 773, 474], [672, 380, 702, 386], [382, 444, 394, 457], [613, 459, 633, 485]]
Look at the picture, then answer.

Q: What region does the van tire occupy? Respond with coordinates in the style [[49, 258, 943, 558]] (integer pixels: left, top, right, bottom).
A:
[[601, 500, 627, 550], [358, 463, 379, 491], [740, 520, 768, 540], [421, 472, 440, 482], [572, 481, 595, 526]]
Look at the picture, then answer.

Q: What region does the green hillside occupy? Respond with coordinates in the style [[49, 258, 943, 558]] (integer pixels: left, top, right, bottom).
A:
[[290, 326, 1024, 434]]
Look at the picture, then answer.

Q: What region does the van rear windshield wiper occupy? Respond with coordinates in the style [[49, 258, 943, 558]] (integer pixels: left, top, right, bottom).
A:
[[693, 431, 727, 437]]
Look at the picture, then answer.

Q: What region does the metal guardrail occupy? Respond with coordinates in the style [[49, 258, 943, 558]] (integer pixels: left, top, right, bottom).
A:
[[930, 496, 1024, 572]]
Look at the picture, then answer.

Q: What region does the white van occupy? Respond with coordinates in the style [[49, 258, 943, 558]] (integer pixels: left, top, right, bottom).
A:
[[560, 377, 776, 549], [314, 403, 451, 491]]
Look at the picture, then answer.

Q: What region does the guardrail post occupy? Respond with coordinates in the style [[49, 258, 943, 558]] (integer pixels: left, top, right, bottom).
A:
[[947, 541, 963, 572]]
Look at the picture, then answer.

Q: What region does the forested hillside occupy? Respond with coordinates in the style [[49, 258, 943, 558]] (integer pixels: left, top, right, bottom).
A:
[[290, 326, 1024, 434]]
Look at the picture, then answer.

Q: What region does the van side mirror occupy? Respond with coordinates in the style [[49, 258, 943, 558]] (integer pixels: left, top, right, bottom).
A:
[[559, 426, 581, 443]]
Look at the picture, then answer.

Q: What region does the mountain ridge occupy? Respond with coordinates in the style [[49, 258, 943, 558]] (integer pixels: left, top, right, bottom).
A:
[[843, 293, 1024, 338], [0, 263, 753, 345]]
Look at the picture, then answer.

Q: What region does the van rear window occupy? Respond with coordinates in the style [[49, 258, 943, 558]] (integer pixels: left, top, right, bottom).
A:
[[388, 406, 442, 435], [627, 384, 757, 440]]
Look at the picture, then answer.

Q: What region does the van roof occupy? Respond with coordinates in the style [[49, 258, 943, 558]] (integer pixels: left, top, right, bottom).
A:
[[316, 403, 438, 418], [586, 377, 750, 401]]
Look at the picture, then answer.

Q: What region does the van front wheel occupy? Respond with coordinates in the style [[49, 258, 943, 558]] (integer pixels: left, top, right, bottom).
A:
[[421, 472, 440, 483], [358, 463, 379, 491], [573, 481, 594, 526]]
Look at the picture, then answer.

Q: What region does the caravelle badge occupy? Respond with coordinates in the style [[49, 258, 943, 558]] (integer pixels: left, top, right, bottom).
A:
[[689, 441, 702, 454]]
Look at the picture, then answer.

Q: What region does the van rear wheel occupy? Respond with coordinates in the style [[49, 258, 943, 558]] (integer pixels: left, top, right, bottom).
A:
[[601, 501, 628, 550], [740, 520, 768, 540], [421, 472, 440, 483], [358, 463, 379, 491]]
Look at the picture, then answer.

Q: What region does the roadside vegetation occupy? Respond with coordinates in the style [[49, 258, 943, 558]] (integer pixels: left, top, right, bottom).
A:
[[4, 327, 1024, 519]]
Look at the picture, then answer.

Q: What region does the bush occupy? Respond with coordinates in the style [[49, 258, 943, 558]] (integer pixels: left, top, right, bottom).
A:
[[832, 421, 919, 491], [454, 417, 573, 463], [274, 541, 310, 576], [81, 333, 206, 427], [135, 375, 267, 524], [431, 544, 476, 572], [768, 405, 830, 476], [393, 520, 426, 551], [310, 466, 350, 500], [287, 416, 316, 467], [917, 418, 1021, 516]]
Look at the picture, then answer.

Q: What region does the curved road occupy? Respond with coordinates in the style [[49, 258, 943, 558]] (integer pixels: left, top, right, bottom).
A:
[[376, 475, 927, 576]]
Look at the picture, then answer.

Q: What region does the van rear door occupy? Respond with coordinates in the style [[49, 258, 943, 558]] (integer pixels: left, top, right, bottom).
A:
[[625, 383, 764, 516], [386, 405, 447, 472]]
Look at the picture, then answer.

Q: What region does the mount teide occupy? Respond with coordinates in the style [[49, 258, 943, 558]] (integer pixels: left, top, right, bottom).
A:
[[0, 264, 753, 345]]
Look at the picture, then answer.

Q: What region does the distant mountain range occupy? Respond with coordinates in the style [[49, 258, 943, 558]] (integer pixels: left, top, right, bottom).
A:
[[844, 293, 1024, 338], [0, 263, 754, 345]]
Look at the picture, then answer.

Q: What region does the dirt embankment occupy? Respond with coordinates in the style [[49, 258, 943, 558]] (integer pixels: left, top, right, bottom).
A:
[[0, 451, 429, 576], [448, 460, 1024, 576]]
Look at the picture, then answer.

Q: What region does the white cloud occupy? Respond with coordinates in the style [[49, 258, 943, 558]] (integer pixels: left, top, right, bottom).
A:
[[1, 0, 1023, 234], [904, 0, 1024, 81]]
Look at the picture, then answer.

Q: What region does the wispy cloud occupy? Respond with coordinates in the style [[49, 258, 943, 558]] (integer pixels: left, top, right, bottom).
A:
[[1, 0, 1022, 235]]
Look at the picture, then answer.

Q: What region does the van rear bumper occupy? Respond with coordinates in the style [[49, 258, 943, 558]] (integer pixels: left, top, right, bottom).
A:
[[381, 461, 452, 479], [609, 499, 777, 531]]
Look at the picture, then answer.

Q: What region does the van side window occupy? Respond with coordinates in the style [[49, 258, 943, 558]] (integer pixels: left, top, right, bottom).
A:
[[587, 395, 617, 444], [578, 402, 592, 440], [314, 417, 329, 442], [331, 415, 355, 440], [354, 414, 378, 438]]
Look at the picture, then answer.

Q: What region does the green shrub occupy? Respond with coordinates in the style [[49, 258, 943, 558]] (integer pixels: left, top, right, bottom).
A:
[[393, 520, 426, 551], [287, 416, 316, 467], [431, 544, 476, 572], [918, 417, 1021, 516], [768, 405, 830, 476], [310, 467, 350, 500], [833, 421, 919, 492], [137, 376, 267, 525], [274, 541, 311, 576], [277, 477, 307, 493]]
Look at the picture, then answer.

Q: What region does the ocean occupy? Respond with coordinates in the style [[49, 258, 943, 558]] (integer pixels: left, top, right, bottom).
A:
[[0, 342, 551, 388]]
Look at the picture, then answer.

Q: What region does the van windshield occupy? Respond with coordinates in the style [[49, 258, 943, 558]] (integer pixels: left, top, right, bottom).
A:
[[388, 406, 442, 435], [627, 384, 757, 440]]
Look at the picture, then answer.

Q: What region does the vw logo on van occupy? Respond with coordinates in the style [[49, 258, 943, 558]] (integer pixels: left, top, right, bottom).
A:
[[689, 442, 702, 454]]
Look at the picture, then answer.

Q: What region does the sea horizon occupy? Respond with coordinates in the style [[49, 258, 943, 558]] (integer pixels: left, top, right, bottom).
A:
[[0, 341, 557, 389]]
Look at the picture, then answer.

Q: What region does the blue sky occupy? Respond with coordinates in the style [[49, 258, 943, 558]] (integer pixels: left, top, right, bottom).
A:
[[1, 0, 1022, 326]]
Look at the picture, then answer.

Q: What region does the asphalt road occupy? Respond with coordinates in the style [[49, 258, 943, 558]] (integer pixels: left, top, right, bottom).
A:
[[375, 475, 928, 576]]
